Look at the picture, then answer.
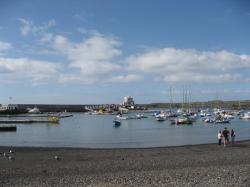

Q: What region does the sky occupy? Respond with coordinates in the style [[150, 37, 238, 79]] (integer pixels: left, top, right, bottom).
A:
[[0, 0, 250, 104]]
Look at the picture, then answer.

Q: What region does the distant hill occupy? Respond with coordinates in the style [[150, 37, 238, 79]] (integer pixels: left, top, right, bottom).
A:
[[141, 100, 250, 109]]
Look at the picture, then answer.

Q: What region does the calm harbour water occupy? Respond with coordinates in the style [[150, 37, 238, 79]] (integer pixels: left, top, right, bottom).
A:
[[0, 112, 250, 148]]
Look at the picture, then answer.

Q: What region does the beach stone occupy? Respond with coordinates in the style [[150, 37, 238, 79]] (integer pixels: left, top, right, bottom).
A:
[[54, 156, 60, 160]]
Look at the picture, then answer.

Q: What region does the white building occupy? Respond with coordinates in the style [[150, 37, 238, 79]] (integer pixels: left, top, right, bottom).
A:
[[122, 96, 135, 108], [0, 104, 18, 111]]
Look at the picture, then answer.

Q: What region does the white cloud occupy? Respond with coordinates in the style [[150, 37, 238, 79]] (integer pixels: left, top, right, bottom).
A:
[[200, 89, 250, 95], [0, 57, 61, 84], [39, 33, 54, 44], [52, 34, 123, 81], [125, 48, 250, 83], [0, 41, 12, 51], [72, 12, 93, 23], [77, 27, 101, 36], [107, 74, 142, 83], [18, 18, 56, 36], [58, 74, 98, 84]]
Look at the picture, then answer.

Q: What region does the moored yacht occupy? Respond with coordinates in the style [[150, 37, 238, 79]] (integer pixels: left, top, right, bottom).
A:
[[240, 112, 250, 119], [28, 106, 41, 114]]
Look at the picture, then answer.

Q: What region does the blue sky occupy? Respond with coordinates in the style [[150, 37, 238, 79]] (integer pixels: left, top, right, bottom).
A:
[[0, 0, 250, 104]]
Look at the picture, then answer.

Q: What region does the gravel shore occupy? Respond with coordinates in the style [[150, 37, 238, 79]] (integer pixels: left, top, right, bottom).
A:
[[1, 141, 250, 186]]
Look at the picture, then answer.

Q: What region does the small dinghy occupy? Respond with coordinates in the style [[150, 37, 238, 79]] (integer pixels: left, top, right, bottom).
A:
[[113, 120, 121, 127]]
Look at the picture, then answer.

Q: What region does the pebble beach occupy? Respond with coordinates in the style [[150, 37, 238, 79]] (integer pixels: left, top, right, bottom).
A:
[[1, 141, 250, 186]]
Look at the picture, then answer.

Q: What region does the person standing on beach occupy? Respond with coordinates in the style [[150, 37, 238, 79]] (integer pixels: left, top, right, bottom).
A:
[[231, 129, 236, 144], [222, 128, 229, 147], [218, 130, 222, 145]]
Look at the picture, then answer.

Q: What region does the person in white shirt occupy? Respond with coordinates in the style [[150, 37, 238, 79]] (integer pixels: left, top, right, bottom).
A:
[[218, 130, 222, 145]]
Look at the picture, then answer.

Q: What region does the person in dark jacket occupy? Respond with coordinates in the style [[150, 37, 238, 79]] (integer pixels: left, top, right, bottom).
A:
[[231, 129, 236, 144], [222, 128, 229, 147]]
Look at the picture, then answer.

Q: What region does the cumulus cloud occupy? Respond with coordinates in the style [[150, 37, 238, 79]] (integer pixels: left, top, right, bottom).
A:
[[77, 27, 101, 36], [39, 33, 54, 44], [0, 57, 61, 84], [9, 19, 250, 85], [125, 48, 250, 83], [52, 34, 124, 82], [18, 18, 56, 36], [107, 74, 142, 83], [0, 41, 12, 51]]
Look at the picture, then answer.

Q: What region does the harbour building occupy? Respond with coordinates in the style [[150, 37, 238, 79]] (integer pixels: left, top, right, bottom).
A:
[[122, 96, 135, 109]]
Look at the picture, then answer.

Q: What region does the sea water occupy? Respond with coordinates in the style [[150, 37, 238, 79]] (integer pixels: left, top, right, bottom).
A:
[[0, 112, 249, 148]]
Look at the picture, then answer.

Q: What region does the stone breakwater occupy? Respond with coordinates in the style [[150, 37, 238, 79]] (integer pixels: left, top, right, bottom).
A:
[[1, 141, 250, 186]]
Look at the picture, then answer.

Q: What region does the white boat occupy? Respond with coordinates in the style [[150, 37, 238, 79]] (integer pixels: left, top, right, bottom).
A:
[[200, 110, 211, 117], [204, 118, 214, 123], [155, 113, 166, 121], [215, 115, 230, 123], [116, 114, 128, 120], [223, 114, 234, 120], [199, 112, 206, 117], [156, 116, 166, 121], [240, 112, 250, 119], [213, 108, 225, 115], [28, 106, 41, 114], [176, 117, 192, 125]]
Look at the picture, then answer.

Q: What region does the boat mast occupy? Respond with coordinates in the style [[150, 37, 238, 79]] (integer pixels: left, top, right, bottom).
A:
[[169, 86, 173, 112]]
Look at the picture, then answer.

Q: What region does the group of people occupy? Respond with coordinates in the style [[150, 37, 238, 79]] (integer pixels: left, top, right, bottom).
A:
[[218, 128, 236, 147]]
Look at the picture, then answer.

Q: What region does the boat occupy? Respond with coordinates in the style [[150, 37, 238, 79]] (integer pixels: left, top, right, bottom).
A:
[[215, 115, 230, 123], [215, 119, 230, 123], [213, 108, 225, 115], [48, 116, 60, 123], [113, 120, 121, 127], [58, 113, 73, 118], [166, 112, 178, 118], [176, 117, 192, 125], [136, 114, 147, 119], [199, 111, 206, 117], [116, 114, 128, 120], [155, 112, 166, 121], [223, 113, 234, 120], [240, 112, 250, 119], [156, 116, 166, 121], [27, 106, 41, 114], [204, 118, 215, 123]]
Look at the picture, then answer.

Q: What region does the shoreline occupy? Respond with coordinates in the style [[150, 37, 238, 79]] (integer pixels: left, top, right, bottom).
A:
[[1, 140, 250, 186], [1, 138, 250, 150]]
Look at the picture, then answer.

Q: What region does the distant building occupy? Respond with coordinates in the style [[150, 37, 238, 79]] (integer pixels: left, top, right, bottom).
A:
[[0, 104, 18, 111], [122, 96, 135, 108]]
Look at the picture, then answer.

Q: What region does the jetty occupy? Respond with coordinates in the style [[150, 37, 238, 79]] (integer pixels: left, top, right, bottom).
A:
[[0, 117, 60, 124], [0, 113, 73, 118], [0, 125, 17, 131]]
